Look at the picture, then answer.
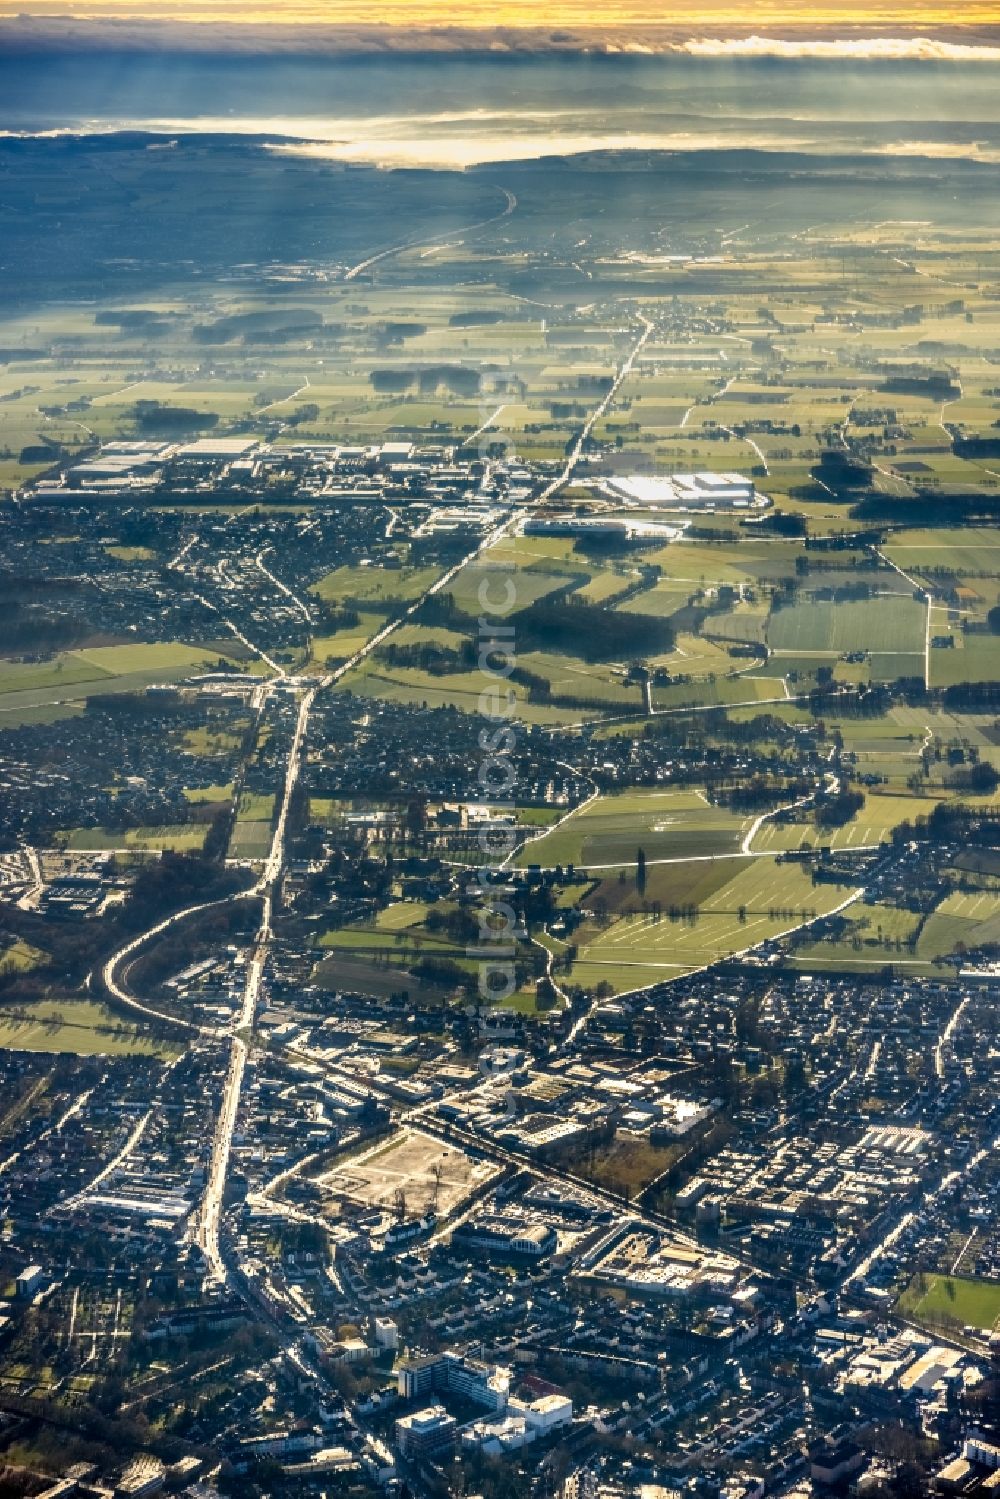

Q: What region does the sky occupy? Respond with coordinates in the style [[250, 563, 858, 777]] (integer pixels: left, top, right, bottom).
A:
[[2, 0, 1000, 38]]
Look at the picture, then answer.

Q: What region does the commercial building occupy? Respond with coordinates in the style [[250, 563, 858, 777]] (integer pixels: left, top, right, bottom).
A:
[[396, 1351, 509, 1411], [449, 1216, 557, 1263], [394, 1405, 457, 1460], [604, 472, 769, 512], [15, 1264, 45, 1299]]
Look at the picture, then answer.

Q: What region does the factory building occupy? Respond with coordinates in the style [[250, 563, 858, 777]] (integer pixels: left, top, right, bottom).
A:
[[604, 471, 770, 511]]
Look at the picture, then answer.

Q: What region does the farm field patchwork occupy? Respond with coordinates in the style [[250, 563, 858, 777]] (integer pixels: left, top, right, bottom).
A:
[[566, 859, 859, 992]]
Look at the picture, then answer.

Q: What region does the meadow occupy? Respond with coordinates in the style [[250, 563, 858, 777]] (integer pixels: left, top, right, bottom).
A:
[[566, 859, 858, 992], [0, 999, 178, 1058], [515, 788, 750, 870], [898, 1274, 1000, 1334]]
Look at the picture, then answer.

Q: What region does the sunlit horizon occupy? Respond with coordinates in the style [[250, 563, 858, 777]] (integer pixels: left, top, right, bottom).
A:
[[3, 0, 1000, 38]]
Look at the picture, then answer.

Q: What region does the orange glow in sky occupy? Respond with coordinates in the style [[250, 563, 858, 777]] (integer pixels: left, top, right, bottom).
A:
[[2, 0, 999, 25]]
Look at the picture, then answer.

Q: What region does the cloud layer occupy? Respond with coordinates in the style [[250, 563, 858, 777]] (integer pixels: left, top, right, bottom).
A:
[[4, 15, 1000, 57]]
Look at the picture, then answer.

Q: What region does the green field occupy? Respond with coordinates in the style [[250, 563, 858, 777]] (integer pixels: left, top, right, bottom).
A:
[[897, 1274, 1000, 1334], [748, 791, 948, 854], [337, 657, 586, 725], [566, 859, 858, 992], [314, 898, 540, 1009], [57, 824, 207, 852], [312, 564, 441, 606], [767, 594, 925, 663], [184, 782, 235, 804], [791, 900, 930, 972], [917, 888, 1000, 959], [0, 1000, 178, 1058], [0, 641, 255, 719], [515, 788, 750, 869], [228, 796, 275, 859], [885, 528, 1000, 578]]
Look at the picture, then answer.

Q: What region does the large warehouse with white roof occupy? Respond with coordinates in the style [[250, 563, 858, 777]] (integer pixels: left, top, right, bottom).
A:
[[604, 471, 770, 511]]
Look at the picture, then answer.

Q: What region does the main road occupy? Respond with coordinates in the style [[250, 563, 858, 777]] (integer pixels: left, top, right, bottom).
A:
[[343, 187, 517, 281], [97, 308, 664, 1282], [189, 508, 533, 1279]]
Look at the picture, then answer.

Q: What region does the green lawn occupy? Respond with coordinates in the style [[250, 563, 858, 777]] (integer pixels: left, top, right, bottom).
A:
[[0, 1000, 178, 1058], [184, 782, 234, 804], [0, 940, 47, 976], [57, 824, 207, 852], [515, 788, 749, 869], [897, 1274, 1000, 1333]]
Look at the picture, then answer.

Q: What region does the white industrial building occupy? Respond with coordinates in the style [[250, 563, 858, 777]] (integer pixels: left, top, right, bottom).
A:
[[604, 471, 770, 512]]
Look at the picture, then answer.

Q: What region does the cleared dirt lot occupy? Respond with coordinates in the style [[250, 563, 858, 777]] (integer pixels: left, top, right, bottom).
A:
[[320, 1130, 497, 1216]]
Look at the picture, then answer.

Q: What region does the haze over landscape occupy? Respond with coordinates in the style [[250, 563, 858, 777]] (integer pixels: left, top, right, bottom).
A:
[[0, 6, 999, 1499]]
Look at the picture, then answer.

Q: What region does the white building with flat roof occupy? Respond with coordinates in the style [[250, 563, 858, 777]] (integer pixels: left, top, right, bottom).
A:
[[175, 436, 259, 460], [604, 472, 769, 512]]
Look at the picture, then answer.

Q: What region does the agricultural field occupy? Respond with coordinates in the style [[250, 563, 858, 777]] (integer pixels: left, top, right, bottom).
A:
[[884, 528, 1000, 584], [791, 901, 932, 972], [515, 788, 751, 870], [312, 563, 442, 608], [792, 883, 1000, 973], [766, 594, 925, 668], [336, 655, 588, 725], [748, 791, 951, 854], [917, 889, 1000, 959], [0, 641, 255, 723], [562, 858, 859, 992], [929, 634, 1000, 688]]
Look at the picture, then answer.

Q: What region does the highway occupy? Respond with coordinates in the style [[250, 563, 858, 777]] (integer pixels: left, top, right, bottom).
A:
[[343, 187, 516, 281]]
